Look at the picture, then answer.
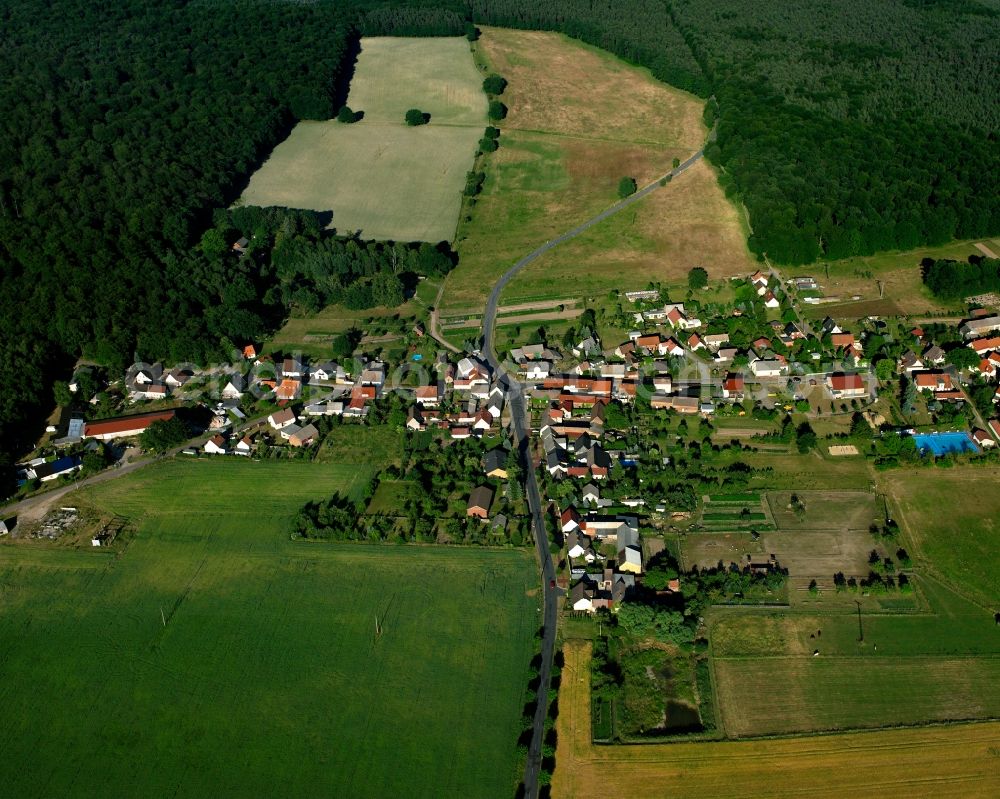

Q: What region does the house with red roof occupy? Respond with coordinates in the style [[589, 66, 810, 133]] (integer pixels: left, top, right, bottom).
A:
[[827, 372, 866, 398]]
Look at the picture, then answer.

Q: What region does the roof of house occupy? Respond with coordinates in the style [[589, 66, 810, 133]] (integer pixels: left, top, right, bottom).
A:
[[561, 506, 581, 525], [84, 409, 176, 437], [290, 423, 319, 443], [269, 408, 296, 424], [829, 372, 864, 390], [33, 455, 81, 479], [483, 449, 507, 474], [467, 485, 494, 513]]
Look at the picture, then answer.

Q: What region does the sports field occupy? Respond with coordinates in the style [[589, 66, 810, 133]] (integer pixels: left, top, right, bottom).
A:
[[0, 458, 536, 797], [240, 37, 486, 242], [554, 640, 1000, 799], [442, 27, 753, 313]]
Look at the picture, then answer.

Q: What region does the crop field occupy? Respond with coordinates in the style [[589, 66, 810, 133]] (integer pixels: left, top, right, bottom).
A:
[[443, 28, 748, 312], [240, 37, 485, 243], [554, 641, 1000, 799], [709, 576, 1000, 738], [880, 466, 1000, 607], [0, 459, 537, 797]]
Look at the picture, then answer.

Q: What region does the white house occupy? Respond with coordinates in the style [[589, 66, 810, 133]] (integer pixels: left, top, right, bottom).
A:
[[221, 375, 246, 399], [749, 358, 786, 378], [204, 434, 228, 455], [268, 408, 297, 430], [524, 361, 551, 380], [235, 435, 253, 455], [483, 386, 502, 415]]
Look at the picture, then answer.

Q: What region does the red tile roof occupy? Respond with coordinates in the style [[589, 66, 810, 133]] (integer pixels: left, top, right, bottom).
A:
[[84, 410, 176, 437]]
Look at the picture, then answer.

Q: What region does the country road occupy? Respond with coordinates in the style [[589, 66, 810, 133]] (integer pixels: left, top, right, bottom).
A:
[[480, 147, 705, 797]]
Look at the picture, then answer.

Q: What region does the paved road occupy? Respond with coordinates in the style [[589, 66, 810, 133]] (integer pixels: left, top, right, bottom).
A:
[[480, 148, 704, 798]]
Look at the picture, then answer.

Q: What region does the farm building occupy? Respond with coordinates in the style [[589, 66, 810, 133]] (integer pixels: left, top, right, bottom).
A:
[[83, 410, 176, 441]]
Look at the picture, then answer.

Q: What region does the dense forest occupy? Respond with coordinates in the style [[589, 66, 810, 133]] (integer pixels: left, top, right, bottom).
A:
[[0, 0, 463, 464], [2, 0, 999, 473], [471, 0, 1000, 263], [923, 257, 1000, 300]]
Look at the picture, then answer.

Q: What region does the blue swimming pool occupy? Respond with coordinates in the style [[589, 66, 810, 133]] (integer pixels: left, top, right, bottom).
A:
[[911, 431, 979, 456]]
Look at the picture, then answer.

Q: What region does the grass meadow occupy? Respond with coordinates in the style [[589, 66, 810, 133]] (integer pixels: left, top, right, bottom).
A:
[[0, 458, 537, 797], [788, 238, 988, 319], [554, 641, 1000, 799], [240, 37, 485, 243], [443, 27, 752, 313], [880, 466, 1000, 608], [710, 577, 1000, 737]]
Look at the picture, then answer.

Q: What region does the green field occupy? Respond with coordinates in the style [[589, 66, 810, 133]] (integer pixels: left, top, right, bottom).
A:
[[881, 466, 1000, 608], [240, 37, 485, 242], [0, 459, 537, 797], [710, 577, 1000, 737]]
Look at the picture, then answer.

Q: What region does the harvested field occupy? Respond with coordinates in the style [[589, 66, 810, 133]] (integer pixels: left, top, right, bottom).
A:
[[445, 28, 746, 311], [241, 37, 485, 242], [554, 641, 1000, 799], [508, 159, 757, 303]]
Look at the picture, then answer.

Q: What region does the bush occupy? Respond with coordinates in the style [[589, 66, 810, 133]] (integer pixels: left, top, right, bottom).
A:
[[404, 108, 429, 126], [336, 105, 359, 123], [617, 176, 637, 198], [482, 74, 507, 95]]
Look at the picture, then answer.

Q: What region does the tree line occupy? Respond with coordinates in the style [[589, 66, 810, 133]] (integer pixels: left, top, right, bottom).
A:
[[0, 0, 469, 463], [467, 0, 999, 265], [922, 257, 1000, 300]]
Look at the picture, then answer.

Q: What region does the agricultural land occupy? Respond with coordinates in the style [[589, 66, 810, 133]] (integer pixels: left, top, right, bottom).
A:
[[554, 641, 1000, 799], [441, 27, 753, 316], [240, 37, 486, 242], [0, 456, 537, 798]]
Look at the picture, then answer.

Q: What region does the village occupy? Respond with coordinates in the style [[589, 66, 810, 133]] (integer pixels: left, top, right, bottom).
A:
[[10, 267, 1000, 623]]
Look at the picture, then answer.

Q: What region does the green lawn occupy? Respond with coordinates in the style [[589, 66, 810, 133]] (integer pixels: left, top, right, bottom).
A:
[[240, 37, 485, 243], [0, 459, 537, 797]]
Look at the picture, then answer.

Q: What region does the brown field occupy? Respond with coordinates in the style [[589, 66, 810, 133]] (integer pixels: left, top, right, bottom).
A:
[[785, 239, 986, 318], [444, 28, 750, 311], [502, 158, 757, 304], [682, 491, 879, 580], [554, 641, 1000, 799]]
